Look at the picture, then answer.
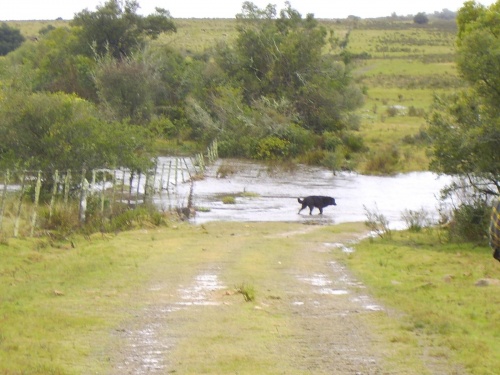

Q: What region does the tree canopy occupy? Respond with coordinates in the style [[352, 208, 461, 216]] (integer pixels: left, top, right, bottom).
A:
[[0, 92, 154, 172], [0, 23, 25, 56], [429, 0, 500, 195], [71, 0, 176, 59]]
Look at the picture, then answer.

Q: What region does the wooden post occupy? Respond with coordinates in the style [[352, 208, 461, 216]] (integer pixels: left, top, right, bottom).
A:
[[159, 163, 165, 198], [0, 170, 10, 232], [183, 158, 192, 180], [63, 170, 71, 205], [91, 169, 96, 196], [14, 171, 26, 238], [175, 158, 178, 186], [49, 170, 58, 220], [135, 172, 141, 205], [100, 171, 106, 215], [111, 170, 117, 215], [79, 170, 88, 224], [167, 161, 172, 195], [30, 170, 42, 237], [128, 171, 134, 206]]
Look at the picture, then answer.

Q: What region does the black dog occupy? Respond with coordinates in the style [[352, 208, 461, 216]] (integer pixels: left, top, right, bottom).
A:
[[298, 196, 336, 215]]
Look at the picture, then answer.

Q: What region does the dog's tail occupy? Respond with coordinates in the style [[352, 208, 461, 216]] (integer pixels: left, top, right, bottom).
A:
[[297, 198, 303, 204]]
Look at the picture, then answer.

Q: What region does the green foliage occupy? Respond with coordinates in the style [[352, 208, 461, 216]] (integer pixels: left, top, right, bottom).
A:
[[71, 0, 176, 59], [364, 146, 400, 175], [5, 26, 97, 100], [363, 204, 392, 239], [428, 1, 500, 195], [401, 208, 431, 232], [0, 92, 154, 171], [94, 54, 155, 124], [413, 13, 429, 25], [221, 196, 236, 204], [236, 283, 256, 302], [215, 2, 363, 136], [448, 200, 490, 243], [254, 136, 290, 160], [0, 23, 25, 56]]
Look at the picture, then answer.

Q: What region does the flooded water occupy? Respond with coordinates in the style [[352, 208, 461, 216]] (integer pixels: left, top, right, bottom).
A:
[[154, 158, 452, 229]]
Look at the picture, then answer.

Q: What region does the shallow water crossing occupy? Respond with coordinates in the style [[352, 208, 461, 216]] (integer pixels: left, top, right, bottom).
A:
[[155, 158, 452, 228]]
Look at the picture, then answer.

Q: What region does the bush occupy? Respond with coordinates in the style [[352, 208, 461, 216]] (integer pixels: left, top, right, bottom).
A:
[[448, 201, 490, 243], [253, 136, 290, 160], [364, 146, 400, 175], [401, 208, 431, 232], [364, 204, 392, 239]]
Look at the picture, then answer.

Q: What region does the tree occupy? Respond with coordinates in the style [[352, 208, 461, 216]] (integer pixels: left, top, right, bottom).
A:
[[71, 0, 176, 59], [413, 12, 429, 25], [428, 1, 500, 195], [0, 23, 25, 55], [0, 92, 154, 172], [215, 1, 363, 135], [93, 53, 156, 124]]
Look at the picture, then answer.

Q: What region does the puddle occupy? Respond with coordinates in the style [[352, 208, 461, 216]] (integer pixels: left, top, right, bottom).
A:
[[153, 158, 452, 227], [177, 273, 226, 306], [324, 242, 356, 253], [298, 274, 332, 287], [319, 288, 349, 295], [351, 295, 384, 311]]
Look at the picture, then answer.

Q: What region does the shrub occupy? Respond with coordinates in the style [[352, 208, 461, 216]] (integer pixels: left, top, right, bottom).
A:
[[448, 201, 490, 243], [401, 208, 431, 232], [364, 204, 392, 239], [253, 136, 290, 160], [364, 146, 400, 175], [342, 133, 366, 153], [236, 283, 256, 302], [221, 196, 236, 204]]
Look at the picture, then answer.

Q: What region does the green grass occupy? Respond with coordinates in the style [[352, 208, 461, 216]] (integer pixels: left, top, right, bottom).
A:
[[344, 229, 500, 375]]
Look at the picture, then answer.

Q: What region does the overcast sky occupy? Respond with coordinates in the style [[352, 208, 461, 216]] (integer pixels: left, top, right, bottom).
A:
[[1, 0, 497, 21]]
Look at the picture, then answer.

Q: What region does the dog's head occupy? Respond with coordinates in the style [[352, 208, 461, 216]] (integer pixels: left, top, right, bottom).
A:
[[329, 197, 337, 206]]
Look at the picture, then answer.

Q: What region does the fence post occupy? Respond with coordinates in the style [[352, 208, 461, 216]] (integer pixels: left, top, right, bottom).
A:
[[49, 170, 59, 220], [167, 161, 172, 194], [79, 169, 88, 224], [159, 164, 165, 198], [91, 169, 97, 196], [63, 170, 71, 205], [135, 172, 141, 206], [100, 171, 106, 215], [14, 171, 26, 238], [183, 158, 192, 180], [111, 170, 117, 215], [30, 170, 42, 237], [0, 170, 10, 232], [175, 158, 179, 186], [128, 171, 134, 206]]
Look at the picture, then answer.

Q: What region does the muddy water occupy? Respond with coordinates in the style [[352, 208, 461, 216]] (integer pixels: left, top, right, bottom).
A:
[[155, 158, 452, 229]]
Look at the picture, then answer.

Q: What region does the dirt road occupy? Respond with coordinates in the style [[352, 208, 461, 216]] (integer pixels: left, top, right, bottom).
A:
[[103, 222, 459, 374]]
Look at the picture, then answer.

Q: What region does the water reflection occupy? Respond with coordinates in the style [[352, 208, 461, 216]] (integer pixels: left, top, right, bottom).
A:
[[154, 158, 452, 229]]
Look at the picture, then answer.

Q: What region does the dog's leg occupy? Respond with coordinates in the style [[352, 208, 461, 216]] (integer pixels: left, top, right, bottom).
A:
[[319, 207, 323, 215]]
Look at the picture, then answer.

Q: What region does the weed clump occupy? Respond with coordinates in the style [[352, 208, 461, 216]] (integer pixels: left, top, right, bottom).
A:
[[236, 283, 256, 302]]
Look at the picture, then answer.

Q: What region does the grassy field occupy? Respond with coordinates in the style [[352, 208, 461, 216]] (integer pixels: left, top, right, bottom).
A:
[[0, 220, 498, 374]]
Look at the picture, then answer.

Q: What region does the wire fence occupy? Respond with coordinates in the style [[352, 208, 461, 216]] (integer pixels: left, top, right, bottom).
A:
[[0, 141, 218, 238]]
